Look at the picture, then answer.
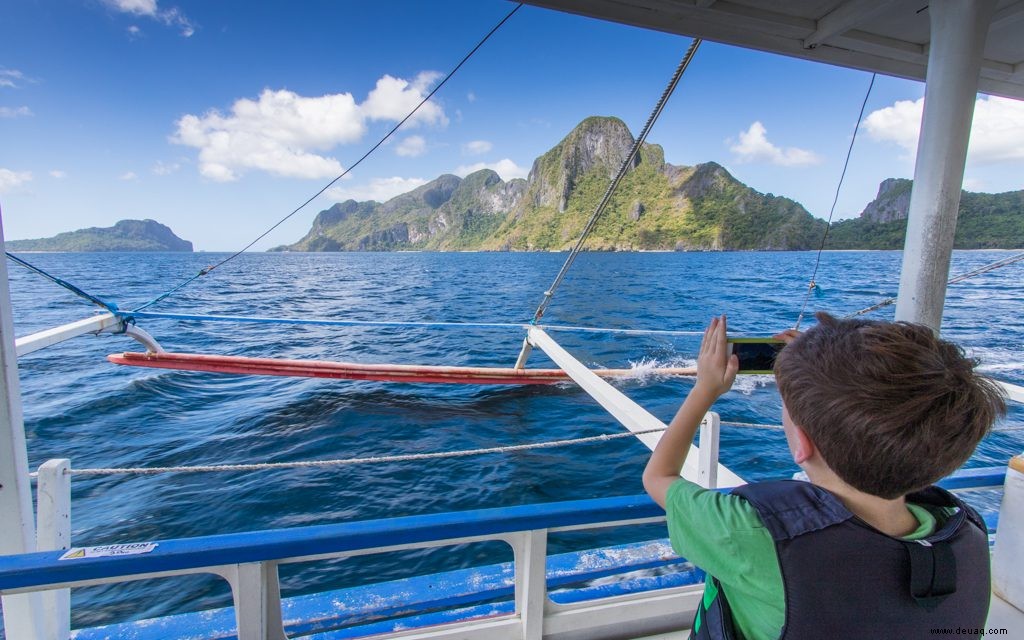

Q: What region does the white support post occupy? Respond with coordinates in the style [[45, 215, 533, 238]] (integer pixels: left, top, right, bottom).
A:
[[0, 209, 48, 638], [36, 459, 71, 640], [894, 0, 997, 333], [697, 412, 720, 489], [222, 562, 287, 640], [512, 530, 548, 640]]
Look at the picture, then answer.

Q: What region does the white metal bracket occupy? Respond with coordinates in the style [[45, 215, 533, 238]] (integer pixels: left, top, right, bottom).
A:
[[98, 321, 165, 354]]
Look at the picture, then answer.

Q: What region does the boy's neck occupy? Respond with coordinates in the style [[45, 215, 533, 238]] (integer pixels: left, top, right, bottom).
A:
[[805, 469, 919, 537]]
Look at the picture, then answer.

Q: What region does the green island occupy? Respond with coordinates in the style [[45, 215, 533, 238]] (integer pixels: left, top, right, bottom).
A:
[[273, 116, 1024, 253], [6, 219, 193, 252]]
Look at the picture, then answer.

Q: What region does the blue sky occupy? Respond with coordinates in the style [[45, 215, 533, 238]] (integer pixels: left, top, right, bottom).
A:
[[2, 0, 1023, 251]]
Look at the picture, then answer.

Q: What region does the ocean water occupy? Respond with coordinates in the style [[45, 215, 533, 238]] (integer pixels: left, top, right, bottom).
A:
[[5, 250, 1024, 630]]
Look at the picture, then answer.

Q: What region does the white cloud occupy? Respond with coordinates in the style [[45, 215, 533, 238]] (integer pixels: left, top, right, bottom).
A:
[[326, 176, 428, 203], [49, 170, 67, 179], [0, 169, 32, 193], [173, 74, 448, 182], [865, 96, 1024, 166], [127, 25, 142, 38], [0, 68, 27, 89], [467, 91, 476, 102], [162, 8, 194, 37], [172, 88, 362, 181], [361, 72, 447, 127], [970, 97, 1024, 163], [463, 140, 492, 155], [396, 135, 426, 157], [119, 171, 138, 181], [454, 158, 528, 180], [963, 177, 985, 191], [863, 99, 921, 155], [0, 106, 32, 118], [152, 160, 181, 175], [729, 121, 822, 166], [106, 0, 158, 14], [103, 0, 194, 37]]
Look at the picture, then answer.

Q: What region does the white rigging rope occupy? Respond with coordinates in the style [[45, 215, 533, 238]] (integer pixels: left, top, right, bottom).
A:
[[530, 38, 702, 325], [64, 428, 671, 476], [41, 419, 1024, 477]]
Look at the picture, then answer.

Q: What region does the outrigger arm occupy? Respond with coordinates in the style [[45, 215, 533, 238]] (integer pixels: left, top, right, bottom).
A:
[[13, 313, 164, 358]]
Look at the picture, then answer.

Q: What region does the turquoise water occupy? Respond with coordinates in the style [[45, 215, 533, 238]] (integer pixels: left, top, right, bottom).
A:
[[7, 250, 1024, 629]]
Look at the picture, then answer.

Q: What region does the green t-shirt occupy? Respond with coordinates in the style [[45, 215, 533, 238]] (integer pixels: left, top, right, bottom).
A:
[[664, 479, 944, 640]]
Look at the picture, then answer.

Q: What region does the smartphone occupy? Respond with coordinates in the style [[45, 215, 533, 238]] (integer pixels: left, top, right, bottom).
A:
[[727, 338, 785, 374]]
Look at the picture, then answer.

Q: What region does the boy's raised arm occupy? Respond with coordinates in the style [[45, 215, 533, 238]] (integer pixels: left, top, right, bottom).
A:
[[643, 315, 738, 508]]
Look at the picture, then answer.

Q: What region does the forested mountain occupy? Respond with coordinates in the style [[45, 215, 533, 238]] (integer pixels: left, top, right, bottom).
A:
[[276, 116, 828, 252], [827, 178, 1024, 249], [7, 219, 193, 252]]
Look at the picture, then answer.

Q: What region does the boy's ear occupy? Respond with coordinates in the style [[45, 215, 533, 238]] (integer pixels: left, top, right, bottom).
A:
[[791, 425, 816, 465]]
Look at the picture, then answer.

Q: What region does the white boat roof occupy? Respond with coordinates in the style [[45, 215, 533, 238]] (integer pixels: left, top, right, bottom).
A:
[[521, 0, 1024, 100]]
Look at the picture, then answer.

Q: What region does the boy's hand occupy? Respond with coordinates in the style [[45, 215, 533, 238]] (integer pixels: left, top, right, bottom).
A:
[[695, 315, 738, 398], [643, 314, 735, 506]]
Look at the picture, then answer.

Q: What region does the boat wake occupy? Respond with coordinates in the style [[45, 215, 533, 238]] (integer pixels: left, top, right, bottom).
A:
[[617, 357, 775, 395]]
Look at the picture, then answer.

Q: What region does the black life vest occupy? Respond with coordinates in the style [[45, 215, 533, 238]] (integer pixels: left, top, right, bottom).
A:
[[690, 480, 990, 640]]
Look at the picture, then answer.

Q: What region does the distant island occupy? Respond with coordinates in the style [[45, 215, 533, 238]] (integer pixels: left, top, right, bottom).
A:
[[272, 116, 1024, 252], [6, 219, 193, 252]]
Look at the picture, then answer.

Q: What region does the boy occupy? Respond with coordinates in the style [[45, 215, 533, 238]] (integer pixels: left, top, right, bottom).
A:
[[643, 312, 1005, 639]]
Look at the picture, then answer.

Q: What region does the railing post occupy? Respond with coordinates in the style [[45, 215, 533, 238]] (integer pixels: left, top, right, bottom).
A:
[[221, 562, 286, 640], [698, 412, 720, 489], [512, 529, 548, 640], [36, 459, 71, 640]]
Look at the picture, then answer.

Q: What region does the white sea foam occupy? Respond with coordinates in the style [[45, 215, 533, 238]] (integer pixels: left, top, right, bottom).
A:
[[730, 374, 775, 395], [617, 355, 777, 395], [622, 356, 690, 383], [976, 361, 1024, 374]]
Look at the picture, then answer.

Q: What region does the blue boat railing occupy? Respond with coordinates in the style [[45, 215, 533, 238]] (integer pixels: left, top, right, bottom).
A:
[[0, 465, 1007, 640]]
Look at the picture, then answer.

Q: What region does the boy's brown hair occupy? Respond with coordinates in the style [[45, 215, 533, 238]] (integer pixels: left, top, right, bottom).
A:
[[774, 312, 1006, 499]]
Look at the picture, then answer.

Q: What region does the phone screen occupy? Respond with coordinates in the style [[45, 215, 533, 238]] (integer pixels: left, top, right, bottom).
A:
[[728, 340, 785, 374]]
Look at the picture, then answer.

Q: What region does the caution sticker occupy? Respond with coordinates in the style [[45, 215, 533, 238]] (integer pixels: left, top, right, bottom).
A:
[[59, 542, 157, 560]]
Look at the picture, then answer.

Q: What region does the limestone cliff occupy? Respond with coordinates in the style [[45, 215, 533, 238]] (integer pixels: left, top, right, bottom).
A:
[[275, 116, 834, 252]]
